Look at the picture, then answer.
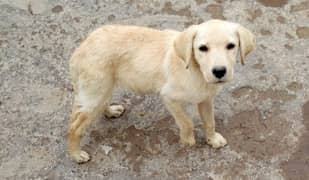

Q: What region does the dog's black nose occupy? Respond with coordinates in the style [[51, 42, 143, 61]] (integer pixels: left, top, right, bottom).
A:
[[212, 66, 226, 79]]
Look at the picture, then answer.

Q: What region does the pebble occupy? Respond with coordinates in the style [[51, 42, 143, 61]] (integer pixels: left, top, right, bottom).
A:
[[101, 145, 113, 155]]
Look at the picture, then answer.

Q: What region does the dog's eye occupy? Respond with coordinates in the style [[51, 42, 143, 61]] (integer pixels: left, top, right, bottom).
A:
[[226, 43, 235, 50], [199, 45, 209, 52]]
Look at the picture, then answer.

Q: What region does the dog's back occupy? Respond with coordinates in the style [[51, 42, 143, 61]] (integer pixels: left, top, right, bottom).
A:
[[70, 25, 178, 93]]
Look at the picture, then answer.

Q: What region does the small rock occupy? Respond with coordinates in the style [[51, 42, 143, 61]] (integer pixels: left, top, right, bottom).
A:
[[259, 135, 266, 142], [52, 5, 63, 13], [139, 112, 145, 117], [108, 14, 115, 21], [101, 145, 113, 155], [296, 26, 309, 39], [276, 16, 286, 23]]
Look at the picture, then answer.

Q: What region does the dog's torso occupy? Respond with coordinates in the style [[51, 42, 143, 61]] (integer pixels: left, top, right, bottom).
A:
[[70, 25, 220, 103]]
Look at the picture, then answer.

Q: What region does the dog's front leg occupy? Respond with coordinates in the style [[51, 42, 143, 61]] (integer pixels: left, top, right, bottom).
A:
[[198, 98, 227, 148], [163, 98, 195, 146]]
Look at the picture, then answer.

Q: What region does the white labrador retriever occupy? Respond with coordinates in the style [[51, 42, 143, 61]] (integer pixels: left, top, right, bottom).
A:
[[69, 19, 256, 163]]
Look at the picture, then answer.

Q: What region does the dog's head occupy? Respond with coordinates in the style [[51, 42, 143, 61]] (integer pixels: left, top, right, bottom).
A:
[[174, 19, 256, 84]]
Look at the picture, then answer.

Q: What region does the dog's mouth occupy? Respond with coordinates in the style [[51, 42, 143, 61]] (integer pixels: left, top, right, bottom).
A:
[[205, 79, 227, 85], [215, 80, 226, 84]]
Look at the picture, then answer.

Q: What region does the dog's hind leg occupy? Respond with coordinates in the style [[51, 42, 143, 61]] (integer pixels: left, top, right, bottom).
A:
[[69, 75, 114, 163]]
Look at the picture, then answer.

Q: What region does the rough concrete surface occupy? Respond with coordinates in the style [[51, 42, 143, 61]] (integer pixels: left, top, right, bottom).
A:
[[0, 0, 308, 179]]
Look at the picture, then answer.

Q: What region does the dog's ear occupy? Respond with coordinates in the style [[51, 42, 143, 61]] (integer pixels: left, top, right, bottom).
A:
[[174, 25, 198, 69], [237, 25, 256, 65]]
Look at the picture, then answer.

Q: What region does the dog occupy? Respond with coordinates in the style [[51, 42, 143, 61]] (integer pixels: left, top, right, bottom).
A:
[[68, 19, 256, 163]]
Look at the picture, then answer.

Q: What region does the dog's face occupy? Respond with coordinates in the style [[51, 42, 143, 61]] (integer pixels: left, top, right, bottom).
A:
[[174, 20, 256, 84]]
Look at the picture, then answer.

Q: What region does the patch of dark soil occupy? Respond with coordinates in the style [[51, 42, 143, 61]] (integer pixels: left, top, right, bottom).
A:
[[89, 116, 178, 172], [120, 125, 149, 172], [247, 9, 262, 22], [260, 29, 272, 36], [162, 2, 191, 17], [229, 87, 296, 159], [195, 0, 206, 5], [220, 109, 290, 160], [52, 5, 63, 13], [281, 101, 309, 180], [296, 26, 309, 39], [257, 0, 288, 7], [277, 15, 286, 23], [205, 4, 225, 19], [122, 116, 178, 172]]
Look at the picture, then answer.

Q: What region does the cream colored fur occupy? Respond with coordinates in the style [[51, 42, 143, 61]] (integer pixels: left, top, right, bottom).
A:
[[69, 19, 256, 163]]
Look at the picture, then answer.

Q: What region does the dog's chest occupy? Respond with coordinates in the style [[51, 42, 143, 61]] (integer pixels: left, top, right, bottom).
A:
[[162, 75, 220, 103], [183, 81, 218, 103]]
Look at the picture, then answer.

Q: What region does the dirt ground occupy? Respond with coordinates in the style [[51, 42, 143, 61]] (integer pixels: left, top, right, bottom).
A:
[[0, 0, 309, 179]]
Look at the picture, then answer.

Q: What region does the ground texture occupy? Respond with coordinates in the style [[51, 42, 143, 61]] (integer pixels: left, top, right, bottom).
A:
[[0, 0, 309, 179]]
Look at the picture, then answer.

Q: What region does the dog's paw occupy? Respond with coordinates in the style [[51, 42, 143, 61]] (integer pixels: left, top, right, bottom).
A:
[[71, 150, 91, 163], [180, 134, 196, 146], [105, 105, 125, 118], [207, 132, 227, 148]]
